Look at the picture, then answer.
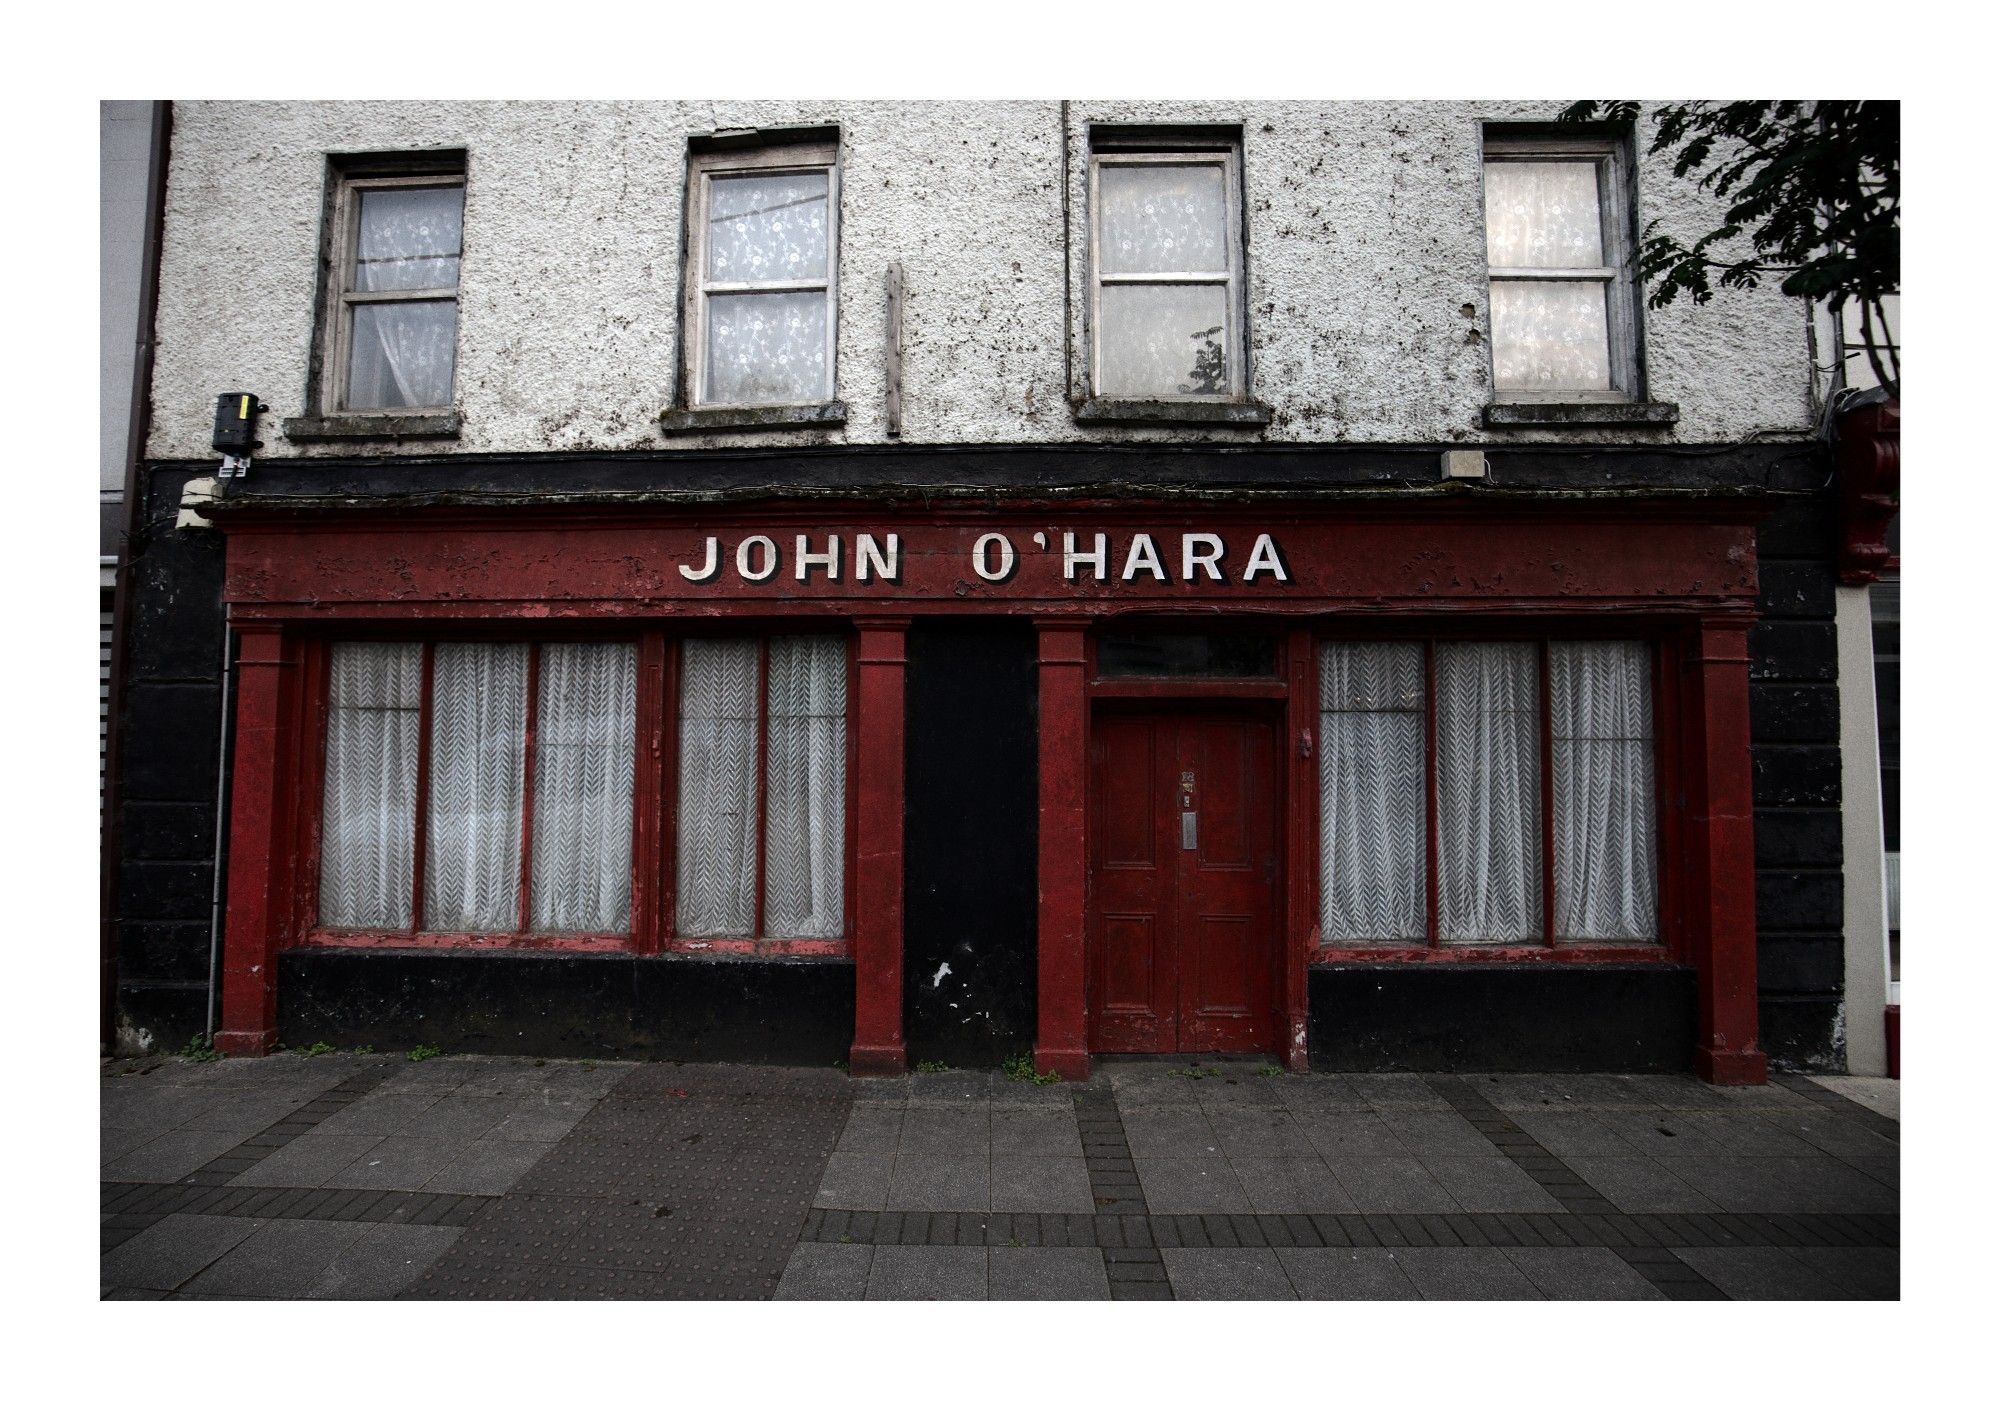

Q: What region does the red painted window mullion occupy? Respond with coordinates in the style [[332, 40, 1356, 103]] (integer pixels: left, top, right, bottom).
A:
[[752, 636, 771, 941], [409, 641, 436, 934], [1422, 640, 1440, 949], [1539, 640, 1558, 948], [516, 642, 542, 935]]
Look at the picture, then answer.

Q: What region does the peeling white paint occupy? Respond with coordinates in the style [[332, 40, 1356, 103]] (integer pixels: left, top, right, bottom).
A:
[[932, 961, 952, 988], [149, 100, 1813, 463]]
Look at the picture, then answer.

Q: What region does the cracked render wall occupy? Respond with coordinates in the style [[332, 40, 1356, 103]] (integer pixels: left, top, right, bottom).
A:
[[147, 100, 1813, 460]]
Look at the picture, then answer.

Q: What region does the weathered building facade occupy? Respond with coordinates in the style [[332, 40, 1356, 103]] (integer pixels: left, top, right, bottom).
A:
[[108, 100, 1855, 1080]]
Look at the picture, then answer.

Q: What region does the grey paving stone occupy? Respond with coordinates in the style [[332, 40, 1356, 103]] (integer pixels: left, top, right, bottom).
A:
[[1672, 1246, 1860, 1301], [322, 1135, 468, 1192], [101, 1214, 262, 1292], [1343, 1074, 1450, 1109], [1325, 1156, 1459, 1213], [835, 1107, 906, 1154], [1782, 1246, 1899, 1301], [1396, 1247, 1544, 1300], [1272, 1077, 1371, 1113], [1297, 1112, 1408, 1157], [102, 1131, 249, 1183], [181, 1219, 376, 1298], [1162, 1247, 1297, 1300], [1804, 1075, 1898, 1120], [886, 1155, 991, 1211], [1600, 1111, 1734, 1158], [1756, 1109, 1899, 1158], [423, 1139, 553, 1195], [776, 1242, 876, 1299], [991, 1155, 1095, 1212], [1565, 1156, 1723, 1213], [1121, 1107, 1222, 1157], [179, 1091, 316, 1137], [1846, 1154, 1899, 1189], [1189, 1074, 1283, 1108], [1378, 1109, 1502, 1156], [487, 1103, 596, 1142], [1103, 1068, 1198, 1107], [1230, 1156, 1359, 1214], [908, 1070, 993, 1103], [898, 1107, 992, 1155], [990, 1109, 1084, 1157], [230, 1133, 384, 1189], [397, 1094, 518, 1140], [988, 1246, 1111, 1300], [1667, 1155, 1898, 1214], [1501, 1246, 1666, 1300], [101, 1288, 172, 1300], [1276, 1247, 1421, 1300], [1134, 1158, 1251, 1213], [1425, 1155, 1564, 1213], [1208, 1106, 1315, 1156], [315, 1224, 465, 1298], [866, 1245, 988, 1300], [309, 1091, 449, 1138], [1509, 1109, 1640, 1158]]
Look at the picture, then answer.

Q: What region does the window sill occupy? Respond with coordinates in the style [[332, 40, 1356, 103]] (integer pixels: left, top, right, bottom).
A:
[[1074, 397, 1274, 428], [1482, 401, 1680, 429], [283, 412, 461, 443], [658, 401, 848, 434]]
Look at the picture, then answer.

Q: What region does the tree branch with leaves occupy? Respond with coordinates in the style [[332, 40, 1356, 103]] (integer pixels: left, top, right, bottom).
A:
[[1560, 101, 1899, 395]]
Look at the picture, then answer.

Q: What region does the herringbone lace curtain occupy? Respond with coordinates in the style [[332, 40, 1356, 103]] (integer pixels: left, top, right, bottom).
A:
[[677, 639, 761, 935], [423, 643, 528, 931], [763, 636, 846, 938], [530, 643, 637, 932], [1435, 642, 1543, 943], [1551, 641, 1658, 941], [1318, 642, 1426, 942], [319, 642, 422, 928]]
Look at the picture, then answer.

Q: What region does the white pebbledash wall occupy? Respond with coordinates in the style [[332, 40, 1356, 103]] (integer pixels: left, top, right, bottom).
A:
[[147, 100, 1816, 461]]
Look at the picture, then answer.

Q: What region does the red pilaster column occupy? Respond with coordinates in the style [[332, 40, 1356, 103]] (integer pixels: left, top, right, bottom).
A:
[[848, 618, 910, 1075], [216, 624, 291, 1056], [1281, 626, 1318, 1071], [1686, 616, 1768, 1085], [1033, 620, 1092, 1081]]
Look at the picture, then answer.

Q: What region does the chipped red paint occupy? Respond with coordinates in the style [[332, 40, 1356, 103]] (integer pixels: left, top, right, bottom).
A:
[[212, 498, 1769, 1083], [848, 619, 910, 1075], [1834, 397, 1900, 585], [1033, 621, 1092, 1080]]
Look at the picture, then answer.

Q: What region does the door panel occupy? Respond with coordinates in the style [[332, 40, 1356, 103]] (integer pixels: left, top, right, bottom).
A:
[[1089, 714, 1177, 1051], [1088, 709, 1279, 1055]]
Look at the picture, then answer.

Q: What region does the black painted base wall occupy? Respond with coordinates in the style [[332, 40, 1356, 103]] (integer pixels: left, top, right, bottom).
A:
[[901, 621, 1039, 1067], [1750, 499, 1847, 1072], [112, 464, 227, 1054], [1307, 965, 1696, 1073], [279, 948, 854, 1064]]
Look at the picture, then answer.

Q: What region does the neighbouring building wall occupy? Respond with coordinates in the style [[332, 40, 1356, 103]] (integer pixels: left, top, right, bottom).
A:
[[145, 100, 1813, 462], [102, 101, 156, 567]]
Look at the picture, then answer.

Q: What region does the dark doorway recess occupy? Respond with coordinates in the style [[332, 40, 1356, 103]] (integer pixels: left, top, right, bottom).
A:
[[902, 621, 1039, 1067]]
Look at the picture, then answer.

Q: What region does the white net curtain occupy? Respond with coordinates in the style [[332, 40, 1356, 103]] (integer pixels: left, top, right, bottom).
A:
[[1316, 638, 1660, 946], [675, 635, 847, 939], [344, 185, 463, 411], [317, 640, 637, 934]]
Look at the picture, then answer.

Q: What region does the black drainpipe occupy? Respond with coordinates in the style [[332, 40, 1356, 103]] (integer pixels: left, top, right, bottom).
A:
[[101, 99, 173, 1054]]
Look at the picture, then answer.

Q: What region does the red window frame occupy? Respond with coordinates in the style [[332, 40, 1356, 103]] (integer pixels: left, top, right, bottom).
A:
[[1307, 624, 1685, 966], [294, 625, 856, 958]]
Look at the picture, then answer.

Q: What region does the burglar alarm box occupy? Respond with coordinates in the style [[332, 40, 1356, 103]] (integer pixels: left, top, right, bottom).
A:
[[212, 392, 264, 453]]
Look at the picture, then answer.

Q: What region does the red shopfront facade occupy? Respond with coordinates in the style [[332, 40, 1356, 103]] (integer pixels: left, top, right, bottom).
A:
[[210, 497, 1770, 1084]]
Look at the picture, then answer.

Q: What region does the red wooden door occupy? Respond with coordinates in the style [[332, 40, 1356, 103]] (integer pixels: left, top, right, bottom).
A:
[[1087, 709, 1280, 1054]]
